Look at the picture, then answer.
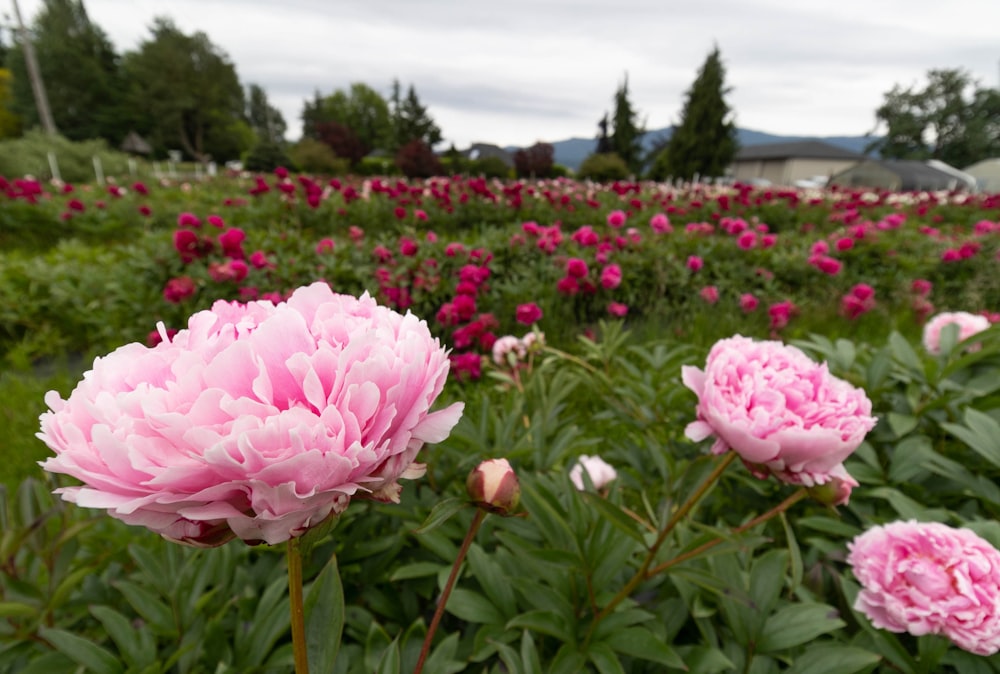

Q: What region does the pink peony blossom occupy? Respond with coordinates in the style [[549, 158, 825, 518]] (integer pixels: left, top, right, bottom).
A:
[[163, 276, 196, 303], [682, 336, 876, 499], [569, 455, 617, 491], [739, 293, 759, 313], [686, 255, 703, 272], [600, 264, 622, 290], [38, 283, 464, 546], [649, 213, 672, 234], [700, 286, 719, 304], [606, 210, 626, 228], [922, 311, 991, 355], [607, 302, 628, 317], [566, 257, 589, 278], [848, 520, 1000, 656]]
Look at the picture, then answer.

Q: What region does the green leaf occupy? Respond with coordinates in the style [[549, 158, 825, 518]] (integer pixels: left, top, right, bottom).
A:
[[756, 603, 845, 652], [375, 636, 401, 674], [507, 609, 573, 641], [887, 412, 918, 438], [786, 644, 881, 674], [589, 642, 627, 674], [521, 630, 543, 673], [866, 347, 892, 391], [421, 632, 465, 674], [580, 491, 649, 546], [114, 579, 176, 635], [38, 626, 124, 674], [942, 408, 1000, 469], [549, 642, 588, 674], [411, 497, 468, 535], [681, 645, 733, 673], [0, 601, 37, 618], [90, 605, 154, 669], [389, 561, 444, 582], [604, 626, 687, 669], [467, 543, 517, 618], [444, 588, 504, 624], [780, 513, 803, 593], [889, 331, 924, 376], [305, 554, 344, 674]]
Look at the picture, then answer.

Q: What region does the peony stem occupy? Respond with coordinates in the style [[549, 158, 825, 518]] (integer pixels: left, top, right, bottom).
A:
[[646, 487, 808, 577], [287, 537, 309, 674], [587, 452, 737, 639], [414, 508, 486, 674]]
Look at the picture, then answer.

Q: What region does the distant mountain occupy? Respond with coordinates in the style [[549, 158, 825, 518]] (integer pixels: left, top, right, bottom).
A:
[[507, 127, 875, 171]]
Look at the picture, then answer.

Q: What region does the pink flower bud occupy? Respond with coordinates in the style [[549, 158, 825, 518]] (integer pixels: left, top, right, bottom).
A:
[[467, 458, 520, 515]]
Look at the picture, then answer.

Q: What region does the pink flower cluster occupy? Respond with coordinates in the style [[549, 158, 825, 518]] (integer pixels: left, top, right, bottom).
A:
[[848, 520, 1000, 656], [922, 311, 991, 354], [39, 283, 464, 546], [683, 336, 876, 502], [841, 283, 876, 320]]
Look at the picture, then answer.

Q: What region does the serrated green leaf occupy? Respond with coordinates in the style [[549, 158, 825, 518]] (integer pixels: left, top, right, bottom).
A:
[[786, 644, 881, 674], [305, 554, 344, 674], [756, 603, 845, 652], [38, 626, 124, 674]]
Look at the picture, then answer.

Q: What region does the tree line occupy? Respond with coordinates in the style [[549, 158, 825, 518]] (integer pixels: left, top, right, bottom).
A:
[[1, 0, 996, 178]]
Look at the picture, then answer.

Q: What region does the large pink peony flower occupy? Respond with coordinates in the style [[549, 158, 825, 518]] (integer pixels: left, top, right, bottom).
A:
[[848, 520, 1000, 656], [682, 335, 876, 500], [39, 282, 464, 547], [922, 311, 990, 355]]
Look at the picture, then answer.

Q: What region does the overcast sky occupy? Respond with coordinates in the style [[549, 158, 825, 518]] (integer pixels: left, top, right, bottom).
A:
[[9, 0, 1000, 148]]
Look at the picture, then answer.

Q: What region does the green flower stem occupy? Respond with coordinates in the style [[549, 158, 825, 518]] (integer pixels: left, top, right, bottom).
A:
[[647, 487, 809, 577], [587, 452, 737, 639], [414, 508, 487, 674], [287, 537, 309, 674]]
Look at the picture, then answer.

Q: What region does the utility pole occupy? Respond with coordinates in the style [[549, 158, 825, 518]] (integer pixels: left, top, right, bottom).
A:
[[11, 0, 57, 135]]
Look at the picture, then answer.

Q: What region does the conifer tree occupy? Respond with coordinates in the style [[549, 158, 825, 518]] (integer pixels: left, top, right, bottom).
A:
[[661, 46, 738, 180], [610, 75, 645, 173]]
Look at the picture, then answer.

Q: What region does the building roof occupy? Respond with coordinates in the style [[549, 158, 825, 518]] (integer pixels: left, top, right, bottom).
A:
[[462, 143, 514, 167], [830, 159, 972, 190], [735, 140, 864, 161]]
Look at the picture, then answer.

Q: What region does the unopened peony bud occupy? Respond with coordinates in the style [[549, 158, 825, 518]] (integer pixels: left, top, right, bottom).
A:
[[467, 458, 520, 515], [569, 455, 617, 491], [807, 475, 856, 507]]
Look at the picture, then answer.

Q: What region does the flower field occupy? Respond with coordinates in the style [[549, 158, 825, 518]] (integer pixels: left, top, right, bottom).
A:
[[3, 170, 1000, 673]]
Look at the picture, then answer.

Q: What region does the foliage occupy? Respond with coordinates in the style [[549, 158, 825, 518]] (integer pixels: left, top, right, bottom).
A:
[[577, 152, 629, 181], [243, 138, 293, 173], [394, 139, 443, 178], [303, 83, 392, 165], [0, 69, 20, 139], [868, 68, 1000, 168], [287, 138, 349, 175], [467, 156, 512, 178], [658, 45, 738, 180], [6, 0, 123, 143], [0, 130, 131, 182], [388, 79, 442, 152], [122, 17, 248, 162], [610, 75, 646, 174], [514, 142, 555, 178], [246, 83, 287, 145]]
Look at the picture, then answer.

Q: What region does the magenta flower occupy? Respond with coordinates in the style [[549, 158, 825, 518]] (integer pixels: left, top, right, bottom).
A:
[[739, 293, 759, 313], [163, 276, 196, 303], [768, 301, 796, 331], [649, 213, 672, 234], [600, 264, 622, 290], [607, 210, 626, 228], [566, 258, 589, 279], [38, 283, 464, 546], [315, 238, 335, 255], [515, 302, 543, 325], [219, 228, 247, 260], [911, 279, 932, 296], [923, 311, 991, 354], [683, 336, 876, 500], [686, 255, 704, 272], [848, 520, 1000, 655], [557, 276, 580, 295], [607, 302, 628, 317], [177, 212, 201, 228], [700, 286, 719, 304]]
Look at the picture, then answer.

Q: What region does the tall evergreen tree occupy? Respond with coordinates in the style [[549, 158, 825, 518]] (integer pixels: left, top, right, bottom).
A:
[[610, 75, 645, 173], [246, 83, 286, 144], [594, 113, 612, 154], [7, 0, 123, 141], [661, 46, 738, 180], [388, 80, 442, 151]]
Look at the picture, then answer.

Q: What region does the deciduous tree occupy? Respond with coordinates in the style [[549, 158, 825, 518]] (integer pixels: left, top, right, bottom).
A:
[[122, 18, 249, 162], [659, 46, 738, 180], [514, 142, 555, 178], [302, 83, 391, 165], [868, 68, 1000, 168], [7, 0, 123, 141]]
